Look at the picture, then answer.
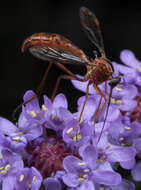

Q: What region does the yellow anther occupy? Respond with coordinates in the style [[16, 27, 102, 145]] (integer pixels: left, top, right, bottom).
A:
[[0, 167, 4, 170], [116, 99, 122, 104], [51, 114, 55, 119], [132, 142, 136, 147], [84, 169, 89, 172], [29, 110, 36, 118], [15, 131, 23, 135], [27, 183, 31, 188], [78, 177, 85, 182], [42, 104, 48, 111], [0, 155, 3, 159], [5, 164, 11, 170], [0, 170, 7, 174], [78, 162, 86, 166], [66, 128, 73, 134], [12, 136, 20, 141], [115, 87, 122, 91], [97, 159, 103, 163], [73, 134, 82, 141], [124, 126, 131, 130], [119, 137, 124, 141], [19, 174, 24, 182], [137, 67, 141, 72], [91, 121, 95, 125], [32, 176, 37, 181], [121, 143, 126, 146], [83, 174, 88, 178]]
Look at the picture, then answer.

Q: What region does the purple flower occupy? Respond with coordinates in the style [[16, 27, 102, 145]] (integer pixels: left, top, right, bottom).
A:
[[0, 149, 24, 190], [0, 117, 27, 153], [63, 119, 92, 148], [15, 167, 42, 190], [63, 145, 122, 189], [43, 177, 62, 190], [131, 162, 141, 181]]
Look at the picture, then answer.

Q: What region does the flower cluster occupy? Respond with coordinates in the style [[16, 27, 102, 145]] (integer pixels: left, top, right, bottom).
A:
[[0, 49, 141, 190]]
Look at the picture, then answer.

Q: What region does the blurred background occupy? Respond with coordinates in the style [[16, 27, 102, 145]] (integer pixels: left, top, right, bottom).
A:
[[0, 0, 141, 188]]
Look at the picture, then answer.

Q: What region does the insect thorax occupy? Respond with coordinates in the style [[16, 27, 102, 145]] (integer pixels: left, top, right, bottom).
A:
[[87, 58, 114, 85]]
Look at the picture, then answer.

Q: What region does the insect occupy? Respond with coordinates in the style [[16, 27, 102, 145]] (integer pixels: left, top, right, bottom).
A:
[[22, 7, 121, 142]]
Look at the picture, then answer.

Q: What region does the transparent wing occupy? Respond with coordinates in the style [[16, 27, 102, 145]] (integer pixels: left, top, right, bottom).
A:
[[29, 45, 88, 65], [80, 7, 105, 56]]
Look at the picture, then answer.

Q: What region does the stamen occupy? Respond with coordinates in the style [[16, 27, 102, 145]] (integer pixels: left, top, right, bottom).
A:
[[12, 136, 20, 141], [78, 177, 85, 182], [84, 169, 89, 172], [137, 67, 141, 72], [19, 174, 24, 182], [29, 110, 36, 118], [32, 176, 37, 181], [115, 87, 122, 91], [83, 174, 88, 178], [124, 126, 131, 130], [119, 137, 124, 141], [42, 104, 48, 111], [0, 155, 3, 159], [73, 133, 82, 141], [5, 164, 11, 170], [78, 162, 86, 166], [66, 128, 73, 134]]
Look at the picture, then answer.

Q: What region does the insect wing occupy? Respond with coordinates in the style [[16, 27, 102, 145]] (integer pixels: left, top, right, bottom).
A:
[[22, 33, 89, 65], [80, 7, 105, 56], [29, 45, 87, 64]]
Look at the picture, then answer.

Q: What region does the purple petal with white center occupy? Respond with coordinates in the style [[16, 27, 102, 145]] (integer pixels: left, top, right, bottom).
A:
[[63, 156, 86, 173], [15, 167, 42, 190], [63, 173, 79, 187], [53, 94, 68, 109], [131, 162, 141, 181], [80, 181, 95, 190], [107, 146, 136, 163], [44, 177, 62, 190], [120, 49, 141, 69], [2, 176, 16, 190], [81, 145, 97, 169], [120, 158, 136, 169]]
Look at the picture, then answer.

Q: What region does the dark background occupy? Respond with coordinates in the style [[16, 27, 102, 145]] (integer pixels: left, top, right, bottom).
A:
[[0, 0, 141, 188]]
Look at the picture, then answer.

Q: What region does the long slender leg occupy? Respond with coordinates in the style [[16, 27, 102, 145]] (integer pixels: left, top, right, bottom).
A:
[[93, 85, 106, 124], [76, 81, 91, 140], [24, 62, 52, 105], [93, 81, 107, 124], [12, 62, 52, 121], [51, 74, 84, 101]]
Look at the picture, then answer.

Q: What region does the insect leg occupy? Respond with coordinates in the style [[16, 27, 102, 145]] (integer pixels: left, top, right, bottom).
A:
[[93, 85, 107, 126], [51, 62, 85, 100], [51, 74, 83, 101], [76, 80, 91, 141], [12, 62, 52, 122]]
